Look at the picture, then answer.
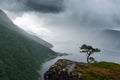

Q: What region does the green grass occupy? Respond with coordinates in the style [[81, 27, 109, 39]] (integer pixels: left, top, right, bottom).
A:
[[74, 61, 120, 80], [92, 61, 120, 71], [51, 59, 120, 80]]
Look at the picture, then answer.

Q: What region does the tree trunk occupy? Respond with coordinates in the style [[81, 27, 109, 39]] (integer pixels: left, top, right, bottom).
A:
[[87, 54, 90, 63]]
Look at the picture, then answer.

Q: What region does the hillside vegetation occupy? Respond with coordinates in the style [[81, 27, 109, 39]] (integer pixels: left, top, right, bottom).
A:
[[0, 10, 56, 80]]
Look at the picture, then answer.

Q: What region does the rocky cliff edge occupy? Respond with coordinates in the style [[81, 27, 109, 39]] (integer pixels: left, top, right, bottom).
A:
[[44, 59, 120, 80]]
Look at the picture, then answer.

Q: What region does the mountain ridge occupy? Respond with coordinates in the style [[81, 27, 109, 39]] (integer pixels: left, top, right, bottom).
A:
[[0, 9, 53, 48], [0, 9, 56, 80]]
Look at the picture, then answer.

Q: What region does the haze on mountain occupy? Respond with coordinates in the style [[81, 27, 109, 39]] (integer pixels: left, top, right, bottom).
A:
[[0, 0, 120, 79], [0, 9, 56, 80], [1, 0, 120, 54]]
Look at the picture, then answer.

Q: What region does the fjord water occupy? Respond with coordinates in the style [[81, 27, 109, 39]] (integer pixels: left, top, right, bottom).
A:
[[40, 49, 120, 80]]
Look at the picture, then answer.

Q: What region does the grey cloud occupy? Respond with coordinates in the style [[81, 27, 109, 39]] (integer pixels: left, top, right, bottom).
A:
[[44, 0, 120, 29], [66, 0, 120, 29], [35, 0, 120, 52], [1, 0, 120, 29], [1, 0, 120, 54], [0, 0, 64, 13], [25, 0, 64, 13]]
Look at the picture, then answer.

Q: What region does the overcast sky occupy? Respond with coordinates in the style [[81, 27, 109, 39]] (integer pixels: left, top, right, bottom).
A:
[[1, 0, 120, 53]]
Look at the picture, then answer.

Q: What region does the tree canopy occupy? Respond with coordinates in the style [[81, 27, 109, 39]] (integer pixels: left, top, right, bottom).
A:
[[80, 44, 101, 63]]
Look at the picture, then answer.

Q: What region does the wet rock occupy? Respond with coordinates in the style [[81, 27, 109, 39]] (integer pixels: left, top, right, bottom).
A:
[[44, 59, 84, 80]]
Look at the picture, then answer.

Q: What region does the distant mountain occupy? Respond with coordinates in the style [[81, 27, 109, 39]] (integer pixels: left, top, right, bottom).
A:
[[95, 29, 120, 50], [0, 9, 53, 48], [102, 29, 120, 38], [0, 9, 56, 80]]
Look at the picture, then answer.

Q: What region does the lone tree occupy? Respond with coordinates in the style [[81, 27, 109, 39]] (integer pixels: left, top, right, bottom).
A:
[[80, 44, 101, 63]]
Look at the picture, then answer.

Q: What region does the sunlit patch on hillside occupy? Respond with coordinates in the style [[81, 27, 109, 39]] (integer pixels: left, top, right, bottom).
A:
[[13, 13, 52, 38]]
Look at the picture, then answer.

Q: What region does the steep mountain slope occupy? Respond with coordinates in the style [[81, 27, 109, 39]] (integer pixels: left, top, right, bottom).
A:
[[0, 10, 56, 80], [0, 9, 53, 48]]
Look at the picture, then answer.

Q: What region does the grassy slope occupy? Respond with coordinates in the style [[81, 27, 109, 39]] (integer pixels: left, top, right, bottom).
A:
[[0, 21, 56, 80], [75, 61, 120, 80], [46, 59, 120, 80]]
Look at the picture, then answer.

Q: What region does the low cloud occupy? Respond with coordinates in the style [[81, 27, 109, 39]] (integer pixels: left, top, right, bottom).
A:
[[1, 0, 120, 53], [45, 0, 120, 29], [0, 0, 64, 13], [2, 0, 120, 29]]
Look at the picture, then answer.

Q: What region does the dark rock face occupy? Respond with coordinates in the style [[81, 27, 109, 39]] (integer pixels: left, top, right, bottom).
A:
[[44, 59, 83, 80]]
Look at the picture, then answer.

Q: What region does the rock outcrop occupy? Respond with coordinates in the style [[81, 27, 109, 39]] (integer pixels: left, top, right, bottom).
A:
[[44, 59, 120, 80], [44, 59, 85, 80]]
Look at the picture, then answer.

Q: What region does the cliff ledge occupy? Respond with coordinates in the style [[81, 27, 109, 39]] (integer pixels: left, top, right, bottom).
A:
[[44, 59, 120, 80]]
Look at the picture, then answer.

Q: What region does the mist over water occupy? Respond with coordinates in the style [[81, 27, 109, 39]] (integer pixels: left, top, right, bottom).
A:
[[1, 0, 120, 80], [4, 0, 120, 58], [40, 48, 120, 80]]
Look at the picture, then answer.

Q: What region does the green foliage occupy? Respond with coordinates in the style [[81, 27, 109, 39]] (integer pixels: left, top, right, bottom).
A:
[[80, 44, 100, 53], [0, 23, 56, 80], [80, 44, 100, 63], [89, 57, 96, 63]]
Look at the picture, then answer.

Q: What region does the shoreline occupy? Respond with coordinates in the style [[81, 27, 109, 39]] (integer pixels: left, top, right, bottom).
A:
[[39, 52, 70, 80]]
